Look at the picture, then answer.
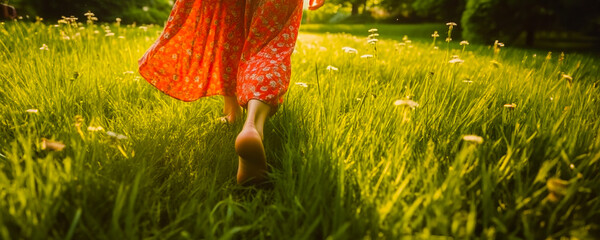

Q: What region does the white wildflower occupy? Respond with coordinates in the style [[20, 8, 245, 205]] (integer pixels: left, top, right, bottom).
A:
[[295, 82, 308, 88], [449, 56, 464, 64], [106, 131, 128, 140], [326, 65, 339, 71], [342, 47, 358, 54], [41, 138, 66, 151], [87, 126, 105, 132], [503, 103, 517, 109], [394, 99, 419, 109], [462, 135, 483, 144]]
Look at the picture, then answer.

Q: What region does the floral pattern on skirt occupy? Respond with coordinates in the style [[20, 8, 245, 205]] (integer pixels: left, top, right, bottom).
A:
[[138, 0, 303, 110]]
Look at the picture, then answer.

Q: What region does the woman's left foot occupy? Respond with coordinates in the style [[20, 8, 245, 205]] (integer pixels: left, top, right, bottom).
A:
[[222, 106, 242, 124], [223, 96, 242, 124]]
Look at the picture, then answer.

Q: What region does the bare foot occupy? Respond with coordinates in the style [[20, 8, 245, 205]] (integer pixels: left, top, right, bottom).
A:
[[220, 114, 239, 124], [235, 127, 268, 185], [223, 96, 242, 124]]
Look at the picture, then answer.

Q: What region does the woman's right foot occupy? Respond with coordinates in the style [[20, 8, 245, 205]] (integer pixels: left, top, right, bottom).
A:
[[235, 126, 267, 185]]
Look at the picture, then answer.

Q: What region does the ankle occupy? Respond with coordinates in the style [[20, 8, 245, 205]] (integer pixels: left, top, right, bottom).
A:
[[242, 123, 264, 140]]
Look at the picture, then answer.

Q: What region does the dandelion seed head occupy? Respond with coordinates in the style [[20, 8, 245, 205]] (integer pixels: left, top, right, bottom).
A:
[[460, 40, 470, 46], [142, 6, 150, 12]]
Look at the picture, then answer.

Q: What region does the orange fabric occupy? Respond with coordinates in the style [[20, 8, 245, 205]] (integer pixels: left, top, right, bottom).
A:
[[308, 0, 325, 10], [138, 0, 304, 109]]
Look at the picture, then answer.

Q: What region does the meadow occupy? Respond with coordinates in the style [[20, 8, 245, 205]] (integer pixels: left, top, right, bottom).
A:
[[0, 16, 599, 239]]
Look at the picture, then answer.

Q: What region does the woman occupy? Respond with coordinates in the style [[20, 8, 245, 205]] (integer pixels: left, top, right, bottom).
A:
[[139, 0, 325, 185]]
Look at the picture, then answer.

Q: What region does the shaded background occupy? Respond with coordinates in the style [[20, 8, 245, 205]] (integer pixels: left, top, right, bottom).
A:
[[3, 0, 600, 48]]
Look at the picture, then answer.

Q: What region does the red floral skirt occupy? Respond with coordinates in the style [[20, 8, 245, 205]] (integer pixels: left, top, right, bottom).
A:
[[139, 0, 303, 109]]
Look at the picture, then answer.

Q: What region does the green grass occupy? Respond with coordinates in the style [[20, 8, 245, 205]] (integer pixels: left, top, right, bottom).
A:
[[1, 19, 600, 239]]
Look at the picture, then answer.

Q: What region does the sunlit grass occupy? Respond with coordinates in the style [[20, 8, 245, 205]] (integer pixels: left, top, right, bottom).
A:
[[1, 19, 599, 239]]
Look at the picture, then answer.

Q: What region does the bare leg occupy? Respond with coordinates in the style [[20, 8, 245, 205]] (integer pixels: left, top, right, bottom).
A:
[[235, 99, 270, 185], [223, 95, 242, 123]]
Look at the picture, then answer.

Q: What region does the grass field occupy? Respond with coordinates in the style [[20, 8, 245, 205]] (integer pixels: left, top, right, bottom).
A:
[[1, 18, 599, 239]]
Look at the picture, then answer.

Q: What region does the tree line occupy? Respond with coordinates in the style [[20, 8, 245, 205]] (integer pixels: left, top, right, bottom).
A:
[[3, 0, 172, 24], [3, 0, 599, 46], [328, 0, 600, 46]]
